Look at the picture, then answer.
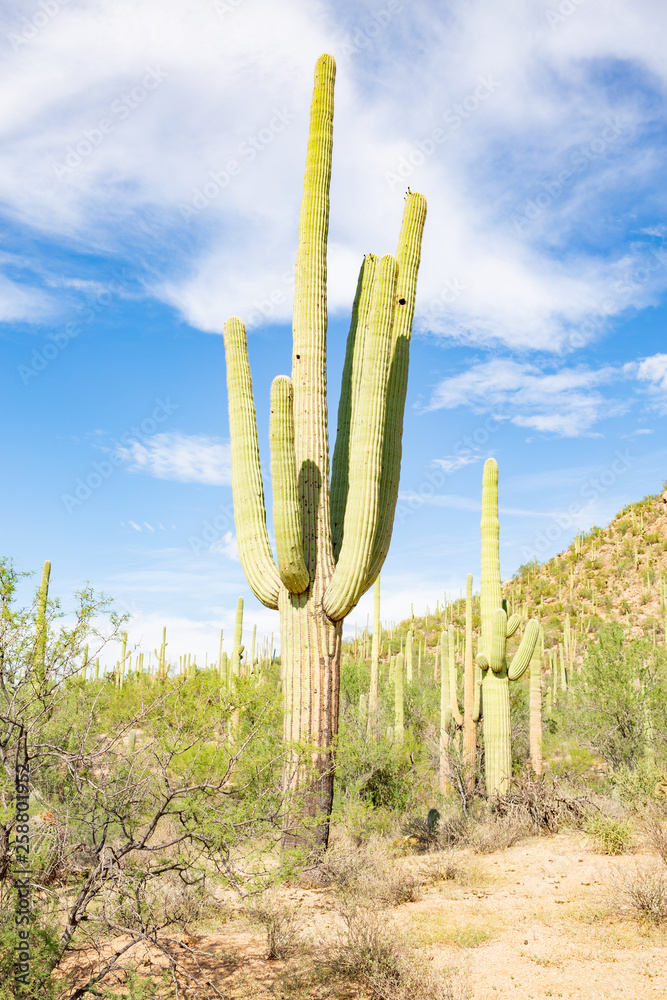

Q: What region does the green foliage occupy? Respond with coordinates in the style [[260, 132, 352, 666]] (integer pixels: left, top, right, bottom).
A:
[[0, 896, 59, 1000], [584, 814, 633, 854], [567, 624, 667, 770]]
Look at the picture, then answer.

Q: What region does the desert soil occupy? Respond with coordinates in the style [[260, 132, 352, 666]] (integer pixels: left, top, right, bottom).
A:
[[57, 830, 667, 1000]]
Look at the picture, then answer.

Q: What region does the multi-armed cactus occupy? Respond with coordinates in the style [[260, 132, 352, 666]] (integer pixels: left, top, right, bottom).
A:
[[476, 459, 540, 797], [223, 55, 426, 847]]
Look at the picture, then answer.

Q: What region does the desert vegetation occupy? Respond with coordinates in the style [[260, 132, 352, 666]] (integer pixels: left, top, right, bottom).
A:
[[5, 52, 667, 1000]]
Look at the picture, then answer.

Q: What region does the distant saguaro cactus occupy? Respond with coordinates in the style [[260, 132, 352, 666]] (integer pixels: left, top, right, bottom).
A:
[[476, 459, 539, 796], [223, 55, 426, 847]]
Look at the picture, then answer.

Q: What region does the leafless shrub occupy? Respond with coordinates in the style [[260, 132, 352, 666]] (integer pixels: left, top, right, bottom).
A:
[[645, 809, 667, 865], [494, 775, 591, 834], [610, 863, 667, 924], [317, 904, 467, 1000], [246, 894, 302, 960], [304, 838, 422, 906], [465, 814, 530, 854]]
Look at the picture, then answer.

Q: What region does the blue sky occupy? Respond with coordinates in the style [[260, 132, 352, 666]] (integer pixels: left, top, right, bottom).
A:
[[2, 0, 667, 665]]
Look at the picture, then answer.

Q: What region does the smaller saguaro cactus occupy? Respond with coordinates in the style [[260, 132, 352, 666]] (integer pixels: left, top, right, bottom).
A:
[[154, 627, 167, 683], [477, 459, 539, 797], [118, 633, 127, 689], [405, 630, 413, 682], [394, 651, 404, 743], [367, 575, 381, 739], [34, 559, 51, 685], [231, 597, 243, 679], [439, 629, 452, 794], [529, 627, 543, 776]]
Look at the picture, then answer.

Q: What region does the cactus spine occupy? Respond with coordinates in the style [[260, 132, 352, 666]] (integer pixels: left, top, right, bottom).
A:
[[223, 55, 426, 847], [477, 459, 539, 797]]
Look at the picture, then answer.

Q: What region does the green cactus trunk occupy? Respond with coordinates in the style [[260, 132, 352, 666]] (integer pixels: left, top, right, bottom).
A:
[[478, 460, 539, 797], [463, 573, 477, 777], [367, 575, 381, 739], [529, 629, 543, 775], [231, 598, 243, 678], [394, 651, 404, 743], [405, 629, 413, 682], [223, 56, 425, 848], [34, 559, 50, 686]]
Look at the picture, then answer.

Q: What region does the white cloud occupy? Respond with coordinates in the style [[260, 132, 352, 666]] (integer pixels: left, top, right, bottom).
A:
[[117, 432, 232, 485], [0, 0, 666, 348], [211, 531, 239, 561], [432, 453, 482, 474], [425, 358, 630, 437]]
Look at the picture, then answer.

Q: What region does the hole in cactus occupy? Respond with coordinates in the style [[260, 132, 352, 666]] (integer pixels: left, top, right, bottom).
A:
[[398, 298, 406, 305]]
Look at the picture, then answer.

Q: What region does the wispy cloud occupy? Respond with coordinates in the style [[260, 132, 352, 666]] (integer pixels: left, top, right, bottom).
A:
[[424, 358, 631, 437], [637, 352, 667, 413], [117, 432, 232, 485]]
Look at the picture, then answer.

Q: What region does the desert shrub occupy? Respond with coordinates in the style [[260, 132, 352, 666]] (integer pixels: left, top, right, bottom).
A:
[[465, 813, 530, 854], [612, 864, 667, 924], [567, 625, 667, 771], [317, 905, 461, 1000], [247, 894, 302, 959], [318, 904, 402, 985], [305, 838, 421, 906], [645, 809, 667, 865], [494, 775, 590, 833], [584, 815, 633, 854], [0, 893, 60, 1000]]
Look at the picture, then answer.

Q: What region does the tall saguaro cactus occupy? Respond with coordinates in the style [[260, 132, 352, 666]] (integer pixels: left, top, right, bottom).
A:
[[476, 459, 539, 796], [223, 55, 426, 848]]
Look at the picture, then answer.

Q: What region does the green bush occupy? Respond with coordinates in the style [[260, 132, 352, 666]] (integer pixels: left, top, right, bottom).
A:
[[584, 815, 633, 854]]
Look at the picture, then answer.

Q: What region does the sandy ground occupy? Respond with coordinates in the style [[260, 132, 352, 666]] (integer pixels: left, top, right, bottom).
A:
[[57, 830, 667, 1000]]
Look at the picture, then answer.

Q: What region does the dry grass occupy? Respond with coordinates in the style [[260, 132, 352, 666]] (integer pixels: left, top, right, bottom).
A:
[[246, 894, 303, 959], [303, 837, 422, 906], [611, 863, 667, 925]]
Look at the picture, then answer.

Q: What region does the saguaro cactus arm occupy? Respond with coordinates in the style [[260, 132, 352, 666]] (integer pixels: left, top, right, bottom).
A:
[[323, 255, 399, 620], [508, 619, 540, 681], [331, 254, 378, 555], [365, 192, 428, 586], [270, 376, 309, 593], [292, 53, 336, 582], [224, 318, 281, 609]]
